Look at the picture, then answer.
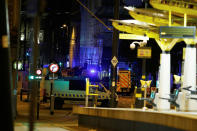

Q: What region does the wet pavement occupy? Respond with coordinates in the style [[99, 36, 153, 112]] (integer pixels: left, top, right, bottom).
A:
[[15, 95, 134, 131], [15, 95, 91, 131]]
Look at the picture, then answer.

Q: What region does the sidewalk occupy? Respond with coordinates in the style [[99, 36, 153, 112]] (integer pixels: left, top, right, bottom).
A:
[[14, 95, 91, 131], [15, 125, 70, 131]]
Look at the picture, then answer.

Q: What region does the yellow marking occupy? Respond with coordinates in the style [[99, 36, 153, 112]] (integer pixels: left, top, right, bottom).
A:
[[89, 94, 98, 96], [183, 39, 197, 45], [89, 85, 99, 87], [140, 80, 146, 87], [86, 78, 89, 95], [146, 80, 152, 87], [174, 75, 181, 83], [2, 35, 9, 48], [183, 47, 186, 60], [155, 38, 180, 51], [136, 93, 142, 98], [141, 80, 152, 89]]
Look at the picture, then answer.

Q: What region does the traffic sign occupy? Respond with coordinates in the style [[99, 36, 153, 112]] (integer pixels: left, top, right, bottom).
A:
[[49, 64, 59, 73], [137, 47, 152, 59], [111, 56, 118, 67], [36, 69, 42, 75]]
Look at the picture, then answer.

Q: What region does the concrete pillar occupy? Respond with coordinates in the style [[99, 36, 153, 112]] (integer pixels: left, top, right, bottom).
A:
[[180, 45, 197, 111], [157, 52, 171, 111]]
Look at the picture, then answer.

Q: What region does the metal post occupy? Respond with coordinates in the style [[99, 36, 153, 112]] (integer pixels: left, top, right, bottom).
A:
[[50, 95, 55, 115], [142, 59, 146, 80], [142, 59, 146, 107], [184, 13, 187, 27], [37, 80, 40, 120], [143, 84, 147, 108], [12, 0, 21, 119], [29, 15, 39, 131], [110, 0, 119, 108], [27, 1, 39, 130], [169, 10, 172, 26], [0, 0, 14, 130], [50, 73, 54, 115], [85, 78, 89, 107], [27, 0, 45, 130], [94, 86, 98, 107]]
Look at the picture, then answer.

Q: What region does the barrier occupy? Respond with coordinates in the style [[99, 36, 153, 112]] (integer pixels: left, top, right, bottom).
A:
[[85, 78, 99, 107]]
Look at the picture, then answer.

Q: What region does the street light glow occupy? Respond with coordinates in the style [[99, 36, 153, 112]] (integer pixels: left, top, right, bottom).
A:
[[90, 69, 95, 73]]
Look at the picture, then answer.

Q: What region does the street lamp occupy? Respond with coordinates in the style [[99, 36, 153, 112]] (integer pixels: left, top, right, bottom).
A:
[[130, 39, 147, 50]]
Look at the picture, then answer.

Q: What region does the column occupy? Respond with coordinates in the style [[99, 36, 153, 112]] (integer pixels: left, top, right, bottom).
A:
[[181, 44, 197, 111], [157, 52, 171, 110]]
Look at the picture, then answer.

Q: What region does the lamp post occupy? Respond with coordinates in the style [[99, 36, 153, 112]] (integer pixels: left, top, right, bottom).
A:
[[130, 40, 147, 80], [110, 0, 119, 108], [130, 40, 148, 108]]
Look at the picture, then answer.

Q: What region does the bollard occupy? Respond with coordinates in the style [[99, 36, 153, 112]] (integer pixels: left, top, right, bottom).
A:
[[85, 78, 89, 107], [50, 79, 54, 114], [50, 95, 55, 115], [37, 102, 40, 120], [85, 94, 88, 107]]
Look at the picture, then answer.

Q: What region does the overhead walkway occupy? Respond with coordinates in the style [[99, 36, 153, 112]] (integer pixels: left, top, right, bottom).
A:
[[112, 0, 197, 112], [111, 20, 181, 51], [125, 7, 182, 26], [111, 20, 159, 39], [150, 0, 197, 16]]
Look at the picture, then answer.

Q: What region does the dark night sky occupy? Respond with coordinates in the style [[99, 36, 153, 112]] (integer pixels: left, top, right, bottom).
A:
[[24, 0, 184, 68], [21, 0, 186, 86]]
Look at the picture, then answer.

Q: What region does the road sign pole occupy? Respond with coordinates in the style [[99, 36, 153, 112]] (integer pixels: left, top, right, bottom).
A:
[[142, 59, 146, 80], [29, 15, 39, 131], [48, 63, 59, 114], [37, 80, 40, 120], [50, 73, 54, 115], [110, 0, 119, 108]]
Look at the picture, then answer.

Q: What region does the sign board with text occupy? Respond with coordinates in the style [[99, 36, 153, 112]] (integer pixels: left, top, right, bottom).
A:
[[160, 26, 196, 39], [119, 33, 149, 40], [137, 47, 152, 59]]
